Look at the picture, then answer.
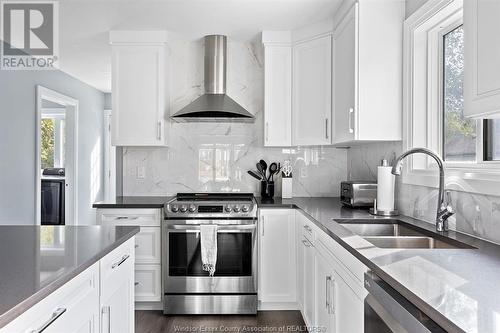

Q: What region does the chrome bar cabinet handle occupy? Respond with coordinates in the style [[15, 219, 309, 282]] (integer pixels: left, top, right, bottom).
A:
[[111, 254, 130, 269], [31, 308, 66, 333]]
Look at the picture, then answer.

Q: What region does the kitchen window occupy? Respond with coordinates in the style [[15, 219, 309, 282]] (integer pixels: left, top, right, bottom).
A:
[[404, 0, 500, 196], [442, 25, 476, 162]]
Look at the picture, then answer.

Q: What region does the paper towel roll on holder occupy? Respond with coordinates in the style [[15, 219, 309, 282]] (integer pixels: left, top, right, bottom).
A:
[[369, 199, 399, 216]]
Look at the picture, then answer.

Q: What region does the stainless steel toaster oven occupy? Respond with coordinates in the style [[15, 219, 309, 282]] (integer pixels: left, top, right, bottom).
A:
[[340, 181, 377, 208]]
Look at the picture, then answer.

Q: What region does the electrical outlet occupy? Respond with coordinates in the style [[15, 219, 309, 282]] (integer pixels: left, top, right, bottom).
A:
[[137, 165, 146, 179], [300, 167, 308, 178]]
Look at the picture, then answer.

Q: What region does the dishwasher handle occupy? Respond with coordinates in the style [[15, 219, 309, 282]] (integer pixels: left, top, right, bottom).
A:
[[364, 273, 446, 333]]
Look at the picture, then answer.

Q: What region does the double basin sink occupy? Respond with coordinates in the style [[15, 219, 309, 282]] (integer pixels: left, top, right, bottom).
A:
[[335, 219, 475, 249]]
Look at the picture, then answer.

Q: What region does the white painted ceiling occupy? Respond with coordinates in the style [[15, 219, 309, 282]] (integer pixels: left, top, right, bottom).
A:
[[58, 0, 341, 92]]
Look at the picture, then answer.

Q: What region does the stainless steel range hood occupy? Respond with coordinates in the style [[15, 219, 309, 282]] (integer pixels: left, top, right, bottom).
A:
[[171, 35, 254, 123]]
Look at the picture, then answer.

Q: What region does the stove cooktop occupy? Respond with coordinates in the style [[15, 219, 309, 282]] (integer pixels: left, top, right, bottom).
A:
[[164, 193, 257, 220]]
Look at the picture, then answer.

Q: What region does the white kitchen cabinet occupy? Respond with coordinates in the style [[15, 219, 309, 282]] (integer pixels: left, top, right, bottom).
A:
[[302, 235, 315, 327], [100, 238, 135, 333], [333, 270, 364, 333], [464, 0, 500, 118], [296, 211, 316, 326], [333, 0, 404, 145], [296, 213, 304, 310], [0, 262, 99, 333], [134, 227, 161, 264], [314, 246, 335, 332], [97, 208, 162, 304], [258, 209, 296, 307], [315, 238, 365, 333], [293, 35, 332, 145], [0, 239, 135, 333], [262, 39, 292, 147], [110, 31, 169, 146], [333, 4, 356, 144], [135, 264, 162, 302]]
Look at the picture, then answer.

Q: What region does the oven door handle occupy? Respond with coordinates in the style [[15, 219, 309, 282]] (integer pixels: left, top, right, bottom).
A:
[[167, 224, 257, 232]]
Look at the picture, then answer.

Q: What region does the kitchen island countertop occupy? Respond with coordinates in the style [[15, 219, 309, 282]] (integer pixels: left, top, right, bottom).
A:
[[0, 225, 139, 329]]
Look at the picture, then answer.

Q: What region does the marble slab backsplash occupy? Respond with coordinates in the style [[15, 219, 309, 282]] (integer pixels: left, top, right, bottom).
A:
[[347, 142, 500, 244], [122, 37, 347, 198]]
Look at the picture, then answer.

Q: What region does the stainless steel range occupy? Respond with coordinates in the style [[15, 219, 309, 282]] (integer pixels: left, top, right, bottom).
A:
[[163, 193, 258, 315]]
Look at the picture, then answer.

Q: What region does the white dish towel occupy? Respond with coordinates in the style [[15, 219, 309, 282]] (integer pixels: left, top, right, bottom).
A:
[[200, 224, 218, 276]]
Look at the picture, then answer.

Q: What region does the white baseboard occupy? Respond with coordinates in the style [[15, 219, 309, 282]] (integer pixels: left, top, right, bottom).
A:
[[135, 301, 163, 311], [258, 301, 300, 311]]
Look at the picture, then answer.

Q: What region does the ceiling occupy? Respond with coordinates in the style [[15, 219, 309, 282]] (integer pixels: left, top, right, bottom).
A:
[[57, 0, 341, 92]]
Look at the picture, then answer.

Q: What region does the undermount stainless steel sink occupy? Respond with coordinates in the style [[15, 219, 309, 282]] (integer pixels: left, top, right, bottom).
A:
[[363, 236, 462, 249], [335, 219, 474, 249]]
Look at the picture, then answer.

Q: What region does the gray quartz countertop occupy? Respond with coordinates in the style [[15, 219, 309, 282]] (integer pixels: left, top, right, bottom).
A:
[[0, 225, 139, 329], [259, 197, 499, 333], [93, 196, 173, 208], [92, 195, 500, 332]]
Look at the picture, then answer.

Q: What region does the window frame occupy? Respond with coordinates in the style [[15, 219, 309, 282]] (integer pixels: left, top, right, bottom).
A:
[[403, 0, 500, 197], [41, 109, 66, 169], [439, 21, 480, 166]]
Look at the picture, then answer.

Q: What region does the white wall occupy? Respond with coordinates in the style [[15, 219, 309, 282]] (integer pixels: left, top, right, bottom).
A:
[[0, 70, 105, 225]]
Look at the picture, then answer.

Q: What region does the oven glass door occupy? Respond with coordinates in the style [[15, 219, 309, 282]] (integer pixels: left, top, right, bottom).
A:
[[168, 231, 253, 277]]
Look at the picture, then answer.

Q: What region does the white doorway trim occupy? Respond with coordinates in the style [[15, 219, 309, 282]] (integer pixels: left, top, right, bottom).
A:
[[36, 86, 79, 225], [104, 109, 116, 201]]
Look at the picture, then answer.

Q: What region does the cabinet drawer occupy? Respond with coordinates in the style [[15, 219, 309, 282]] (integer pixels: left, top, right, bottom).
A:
[[135, 227, 161, 264], [100, 238, 135, 300], [97, 209, 161, 227], [1, 263, 99, 333], [135, 265, 162, 302], [317, 232, 367, 287]]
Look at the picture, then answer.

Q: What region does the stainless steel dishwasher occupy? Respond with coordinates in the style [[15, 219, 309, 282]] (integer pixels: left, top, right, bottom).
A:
[[364, 272, 447, 333]]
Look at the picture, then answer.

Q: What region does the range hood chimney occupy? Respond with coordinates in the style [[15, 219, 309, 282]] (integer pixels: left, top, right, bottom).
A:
[[171, 35, 255, 123]]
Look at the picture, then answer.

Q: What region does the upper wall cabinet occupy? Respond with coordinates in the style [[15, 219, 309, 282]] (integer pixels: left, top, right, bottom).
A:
[[110, 31, 169, 146], [333, 0, 404, 145], [262, 28, 332, 147], [293, 36, 332, 146], [464, 0, 500, 118], [262, 32, 293, 147]]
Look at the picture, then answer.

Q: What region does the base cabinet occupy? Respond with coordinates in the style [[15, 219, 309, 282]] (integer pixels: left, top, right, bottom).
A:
[[100, 239, 135, 333], [295, 211, 366, 333], [258, 209, 296, 307], [314, 246, 334, 332], [0, 239, 135, 333], [333, 270, 364, 333], [97, 208, 162, 304], [302, 236, 315, 326]]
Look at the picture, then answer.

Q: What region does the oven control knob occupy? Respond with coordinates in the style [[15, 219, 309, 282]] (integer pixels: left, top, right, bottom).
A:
[[171, 205, 179, 213], [241, 205, 250, 213], [225, 205, 232, 213], [233, 205, 241, 213], [188, 204, 196, 212], [180, 205, 188, 213]]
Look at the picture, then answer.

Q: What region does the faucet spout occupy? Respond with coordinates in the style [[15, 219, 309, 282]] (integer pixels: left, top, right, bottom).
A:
[[391, 148, 453, 232]]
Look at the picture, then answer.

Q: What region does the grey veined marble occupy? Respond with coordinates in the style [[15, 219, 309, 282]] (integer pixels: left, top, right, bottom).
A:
[[122, 38, 347, 198], [347, 141, 500, 245]]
